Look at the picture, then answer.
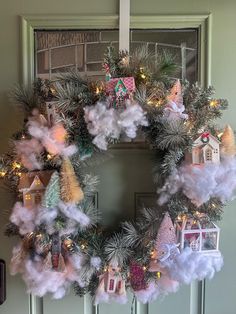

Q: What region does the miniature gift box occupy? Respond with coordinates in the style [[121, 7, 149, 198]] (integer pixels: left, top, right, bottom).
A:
[[176, 215, 220, 254]]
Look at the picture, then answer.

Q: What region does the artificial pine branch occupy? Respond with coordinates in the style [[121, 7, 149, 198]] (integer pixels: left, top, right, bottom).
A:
[[155, 120, 191, 151], [121, 221, 142, 247], [11, 85, 39, 113], [104, 232, 132, 266], [161, 149, 184, 175]]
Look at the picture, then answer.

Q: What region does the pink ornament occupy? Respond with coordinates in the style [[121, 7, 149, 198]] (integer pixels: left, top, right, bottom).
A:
[[164, 80, 188, 120], [129, 261, 147, 291]]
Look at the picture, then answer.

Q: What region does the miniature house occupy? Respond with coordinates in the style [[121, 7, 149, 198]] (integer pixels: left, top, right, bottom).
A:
[[106, 77, 135, 104], [18, 170, 53, 209], [191, 132, 220, 164], [105, 264, 124, 294], [176, 216, 220, 255]]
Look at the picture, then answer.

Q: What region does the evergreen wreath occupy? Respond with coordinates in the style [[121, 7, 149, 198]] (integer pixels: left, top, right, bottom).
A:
[[1, 45, 235, 304]]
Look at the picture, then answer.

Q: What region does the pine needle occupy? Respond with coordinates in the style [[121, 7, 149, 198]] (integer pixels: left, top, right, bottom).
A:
[[104, 233, 132, 266]]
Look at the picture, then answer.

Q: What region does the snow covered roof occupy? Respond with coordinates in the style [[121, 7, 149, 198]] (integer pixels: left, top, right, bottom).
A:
[[194, 133, 220, 146], [18, 170, 53, 191]]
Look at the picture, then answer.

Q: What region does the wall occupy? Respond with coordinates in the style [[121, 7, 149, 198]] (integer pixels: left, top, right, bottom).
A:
[[0, 1, 236, 314]]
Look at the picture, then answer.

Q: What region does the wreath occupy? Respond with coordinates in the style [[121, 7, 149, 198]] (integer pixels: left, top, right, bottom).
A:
[[1, 45, 235, 305]]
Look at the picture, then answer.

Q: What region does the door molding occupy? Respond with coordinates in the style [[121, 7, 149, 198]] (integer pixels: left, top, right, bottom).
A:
[[130, 14, 212, 87], [21, 14, 212, 87], [20, 15, 119, 85]]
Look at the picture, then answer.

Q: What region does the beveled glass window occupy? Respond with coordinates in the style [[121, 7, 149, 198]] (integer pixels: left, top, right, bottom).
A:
[[35, 29, 198, 82]]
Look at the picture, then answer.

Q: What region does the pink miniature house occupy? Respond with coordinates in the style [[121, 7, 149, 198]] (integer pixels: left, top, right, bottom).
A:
[[106, 77, 135, 104]]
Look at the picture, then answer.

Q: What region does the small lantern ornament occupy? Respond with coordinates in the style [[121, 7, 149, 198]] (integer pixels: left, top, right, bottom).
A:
[[176, 214, 220, 255]]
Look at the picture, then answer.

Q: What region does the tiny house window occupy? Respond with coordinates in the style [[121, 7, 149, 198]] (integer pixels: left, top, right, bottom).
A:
[[35, 29, 198, 82], [25, 194, 31, 201], [206, 148, 212, 161]]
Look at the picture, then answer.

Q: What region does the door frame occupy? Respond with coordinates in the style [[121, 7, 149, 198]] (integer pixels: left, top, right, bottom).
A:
[[21, 14, 212, 87]]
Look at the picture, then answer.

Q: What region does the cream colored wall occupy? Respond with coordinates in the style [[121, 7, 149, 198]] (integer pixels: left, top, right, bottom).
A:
[[0, 1, 236, 314]]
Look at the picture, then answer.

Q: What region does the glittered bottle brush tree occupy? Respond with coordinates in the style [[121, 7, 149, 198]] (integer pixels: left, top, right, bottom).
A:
[[1, 45, 235, 304]]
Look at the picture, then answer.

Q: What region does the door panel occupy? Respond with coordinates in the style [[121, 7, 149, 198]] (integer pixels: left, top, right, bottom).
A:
[[149, 285, 190, 314], [43, 294, 85, 314], [204, 204, 236, 314]]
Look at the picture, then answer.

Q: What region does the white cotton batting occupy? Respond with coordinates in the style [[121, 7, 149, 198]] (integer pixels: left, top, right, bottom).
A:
[[35, 206, 58, 226], [10, 202, 36, 235], [90, 256, 101, 269], [163, 247, 223, 284], [157, 275, 179, 295], [119, 101, 148, 138], [58, 202, 90, 227], [158, 157, 236, 207], [94, 289, 110, 305], [134, 281, 160, 304], [22, 259, 68, 298], [84, 102, 121, 150], [28, 121, 77, 157], [15, 138, 43, 170], [84, 101, 148, 150], [68, 253, 85, 270]]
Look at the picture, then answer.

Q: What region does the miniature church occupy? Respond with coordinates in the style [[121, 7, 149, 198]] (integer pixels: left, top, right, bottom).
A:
[[18, 170, 53, 209], [191, 132, 220, 164]]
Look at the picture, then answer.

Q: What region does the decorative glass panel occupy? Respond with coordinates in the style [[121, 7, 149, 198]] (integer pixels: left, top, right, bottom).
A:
[[183, 232, 201, 251], [202, 232, 218, 251], [35, 29, 198, 82]]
